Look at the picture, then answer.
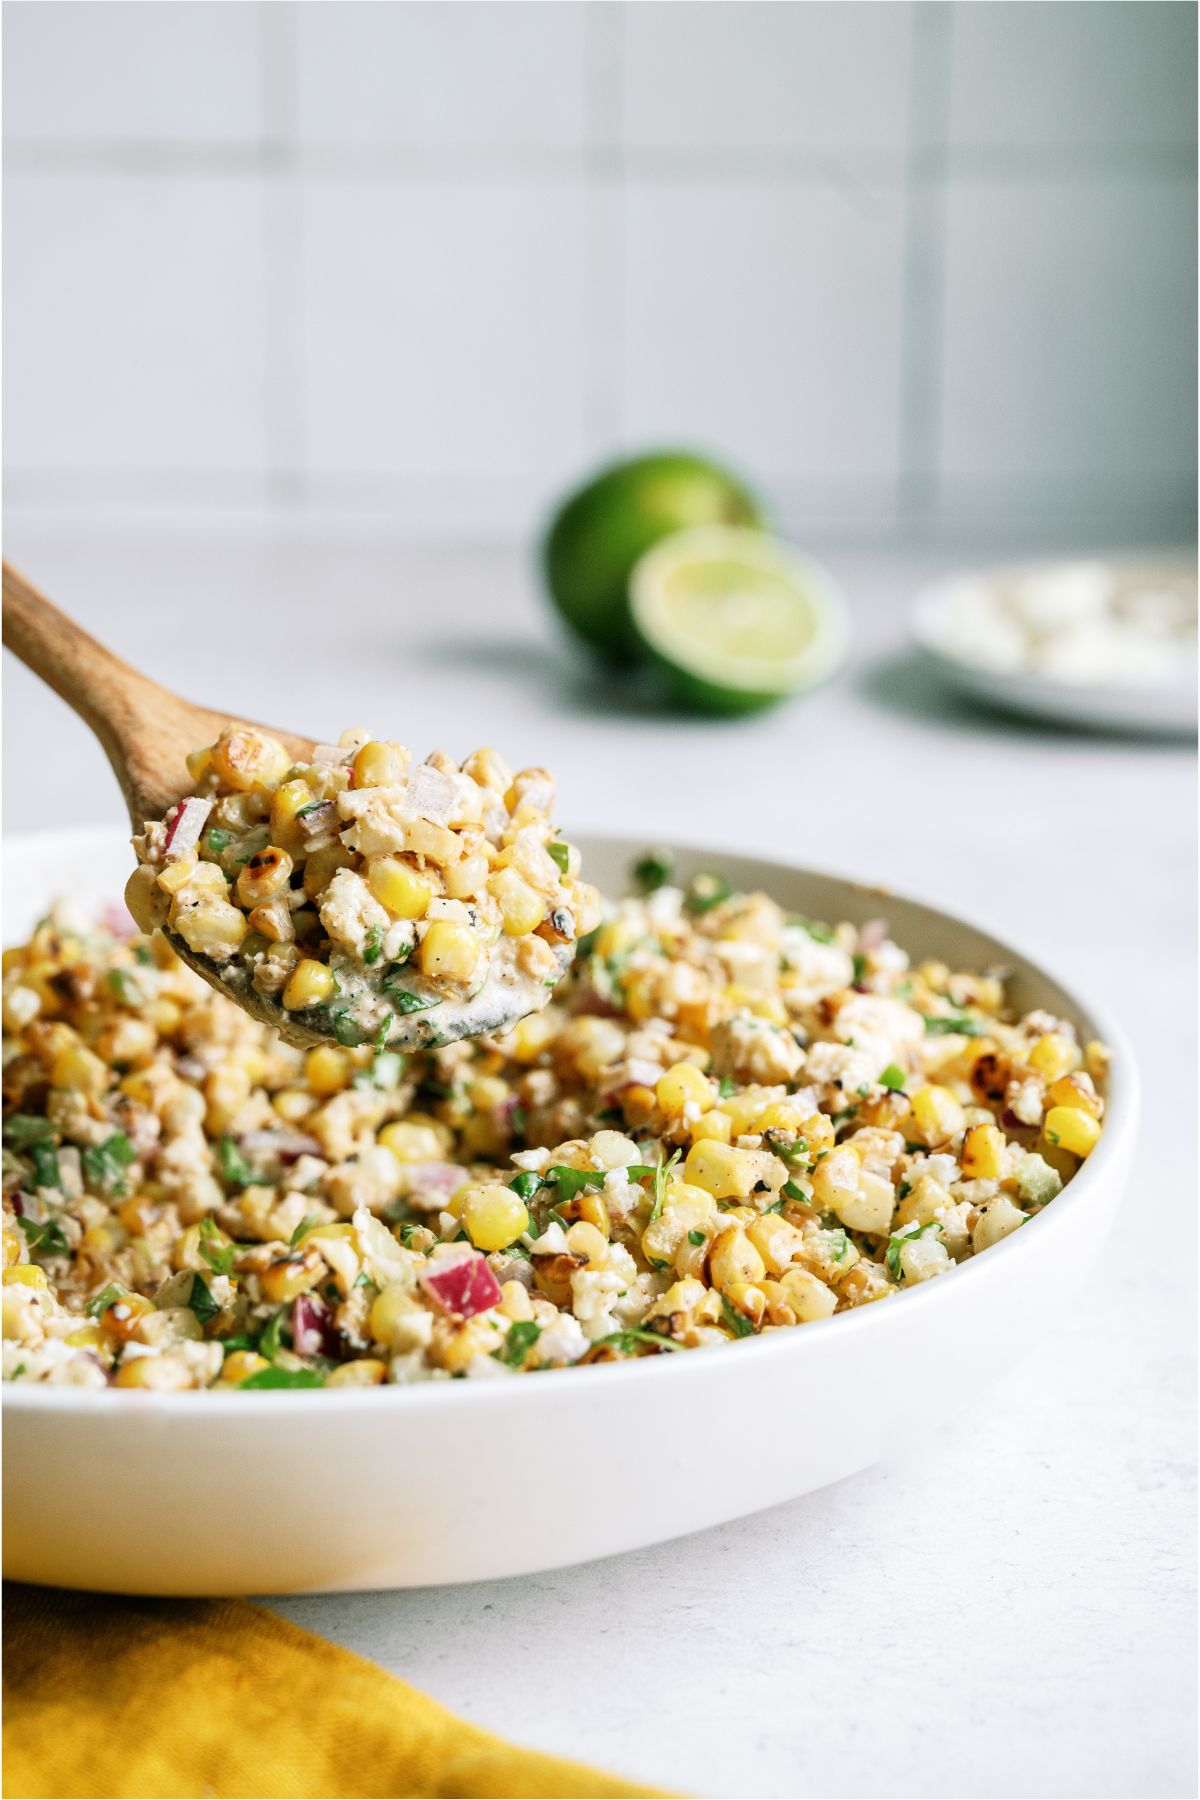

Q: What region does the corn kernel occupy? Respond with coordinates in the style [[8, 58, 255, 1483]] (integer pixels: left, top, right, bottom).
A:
[[370, 1285, 429, 1350], [462, 746, 512, 793], [488, 867, 545, 936], [368, 857, 433, 920], [909, 1084, 967, 1145], [499, 1280, 534, 1322], [757, 1100, 810, 1133], [709, 1224, 767, 1291], [684, 1140, 760, 1200], [156, 856, 198, 895], [49, 1042, 108, 1097], [779, 1266, 838, 1322], [326, 1359, 388, 1387], [305, 1045, 352, 1097], [274, 1086, 317, 1123], [211, 727, 290, 793], [99, 1293, 155, 1341], [418, 921, 479, 984], [461, 1183, 529, 1253], [236, 847, 293, 909], [219, 1350, 270, 1384], [961, 1122, 1005, 1181], [171, 898, 248, 960], [1043, 1106, 1101, 1159], [353, 740, 408, 788], [810, 1146, 861, 1210], [723, 1282, 767, 1328], [656, 1061, 712, 1116], [185, 745, 213, 782], [1047, 1073, 1103, 1119], [689, 1108, 732, 1145], [1028, 1033, 1077, 1082], [114, 1356, 193, 1390], [271, 778, 318, 849], [260, 1251, 323, 1304], [64, 1323, 103, 1350], [3, 1265, 48, 1289], [564, 1220, 608, 1264], [282, 958, 335, 1011]]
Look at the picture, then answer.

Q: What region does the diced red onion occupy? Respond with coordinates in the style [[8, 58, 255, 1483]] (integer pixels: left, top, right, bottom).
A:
[[401, 1162, 466, 1207], [163, 796, 213, 860], [420, 1254, 502, 1319], [10, 1192, 27, 1216], [859, 918, 890, 952], [101, 902, 136, 939], [292, 1293, 341, 1359], [239, 1129, 323, 1165]]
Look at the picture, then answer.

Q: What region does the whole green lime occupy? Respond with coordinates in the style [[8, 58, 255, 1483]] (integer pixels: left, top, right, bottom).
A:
[[541, 451, 767, 658]]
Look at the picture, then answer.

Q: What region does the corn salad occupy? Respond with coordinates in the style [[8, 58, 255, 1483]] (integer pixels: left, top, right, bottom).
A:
[[128, 726, 600, 1048], [2, 863, 1106, 1390]]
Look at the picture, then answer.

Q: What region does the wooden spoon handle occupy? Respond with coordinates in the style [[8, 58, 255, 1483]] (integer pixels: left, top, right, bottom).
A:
[[2, 561, 312, 827]]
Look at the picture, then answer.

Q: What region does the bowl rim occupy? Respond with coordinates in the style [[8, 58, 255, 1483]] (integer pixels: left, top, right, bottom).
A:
[[2, 824, 1138, 1419]]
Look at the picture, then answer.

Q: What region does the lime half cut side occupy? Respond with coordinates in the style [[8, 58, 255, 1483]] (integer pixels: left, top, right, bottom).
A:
[[629, 525, 850, 714]]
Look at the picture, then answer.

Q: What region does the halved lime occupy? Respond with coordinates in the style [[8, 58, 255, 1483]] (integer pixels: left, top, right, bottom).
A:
[[629, 526, 850, 714], [541, 451, 767, 659]]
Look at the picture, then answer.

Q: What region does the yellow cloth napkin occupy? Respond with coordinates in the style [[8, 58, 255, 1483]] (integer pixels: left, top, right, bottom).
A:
[[3, 1584, 668, 1800]]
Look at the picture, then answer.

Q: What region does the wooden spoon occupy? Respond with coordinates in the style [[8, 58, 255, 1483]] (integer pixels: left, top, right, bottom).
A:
[[2, 561, 572, 1049]]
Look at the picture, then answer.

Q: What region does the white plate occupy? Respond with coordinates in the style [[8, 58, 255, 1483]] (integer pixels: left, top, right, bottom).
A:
[[2, 827, 1137, 1596], [912, 558, 1196, 736]]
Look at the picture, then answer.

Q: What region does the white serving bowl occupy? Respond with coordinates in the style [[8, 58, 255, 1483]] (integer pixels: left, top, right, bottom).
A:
[[2, 828, 1136, 1596]]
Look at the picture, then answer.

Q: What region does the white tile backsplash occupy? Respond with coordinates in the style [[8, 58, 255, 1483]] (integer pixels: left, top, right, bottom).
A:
[[939, 171, 1197, 497], [948, 0, 1197, 153], [2, 1, 264, 147], [294, 1, 591, 151], [620, 176, 906, 492], [299, 176, 590, 480], [620, 1, 913, 155], [1, 1, 1194, 543], [3, 172, 270, 474]]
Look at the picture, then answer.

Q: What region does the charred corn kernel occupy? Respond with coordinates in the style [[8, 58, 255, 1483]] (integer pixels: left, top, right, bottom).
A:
[[418, 921, 479, 983], [260, 1251, 323, 1303], [801, 1113, 836, 1155], [488, 867, 544, 937], [1048, 1073, 1103, 1119], [156, 856, 198, 895], [810, 1145, 861, 1209], [684, 1140, 761, 1200], [779, 1265, 838, 1322], [49, 1042, 108, 1097], [689, 1108, 732, 1145], [64, 1323, 103, 1349], [961, 1122, 1005, 1181], [282, 958, 335, 1011], [271, 778, 318, 849], [3, 1264, 48, 1289], [368, 857, 432, 920], [1044, 1106, 1101, 1158], [302, 841, 353, 901], [972, 1195, 1027, 1253], [724, 1282, 766, 1328], [1029, 1033, 1077, 1082], [172, 898, 248, 960], [499, 1280, 534, 1323], [352, 740, 407, 788], [460, 1183, 529, 1253], [185, 745, 213, 782], [909, 1085, 966, 1144], [564, 1220, 607, 1265], [462, 745, 512, 792], [236, 847, 293, 908], [746, 1213, 805, 1277], [709, 1224, 766, 1291], [113, 1356, 192, 1390], [220, 1350, 269, 1383], [273, 1086, 317, 1123], [99, 1293, 155, 1341], [574, 1191, 611, 1236], [305, 1044, 352, 1097], [327, 1358, 387, 1387], [211, 727, 290, 793], [656, 1061, 712, 1116], [179, 860, 229, 897]]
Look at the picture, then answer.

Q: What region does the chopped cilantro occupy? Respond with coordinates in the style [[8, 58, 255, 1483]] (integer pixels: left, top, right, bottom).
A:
[[632, 850, 673, 893], [647, 1149, 682, 1226], [29, 1142, 62, 1191], [781, 1179, 808, 1204], [352, 1271, 374, 1290], [362, 925, 384, 966], [397, 1222, 426, 1249], [794, 916, 833, 944], [217, 1135, 254, 1189], [219, 1334, 255, 1355], [897, 1180, 913, 1201], [510, 1104, 526, 1139], [591, 1327, 681, 1356], [17, 1215, 69, 1258], [684, 871, 731, 915], [188, 1272, 221, 1325], [239, 1366, 325, 1389], [85, 1282, 128, 1320], [826, 1227, 849, 1262], [203, 826, 235, 857], [81, 1132, 135, 1196], [133, 944, 153, 966], [923, 1015, 982, 1038], [852, 953, 868, 984], [287, 1214, 319, 1251], [3, 1111, 56, 1151], [720, 1296, 755, 1339], [106, 968, 141, 1006], [885, 1220, 943, 1280], [199, 1217, 236, 1275], [717, 1075, 737, 1099], [879, 1063, 907, 1091], [495, 1320, 542, 1368], [856, 1083, 870, 1098], [257, 1308, 290, 1361], [547, 841, 572, 875], [508, 1171, 542, 1203], [385, 990, 440, 1016], [330, 1009, 367, 1047], [686, 1228, 706, 1246], [547, 1165, 606, 1203]]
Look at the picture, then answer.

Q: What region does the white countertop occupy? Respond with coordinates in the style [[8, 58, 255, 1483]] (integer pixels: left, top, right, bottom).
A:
[[4, 531, 1196, 1799]]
